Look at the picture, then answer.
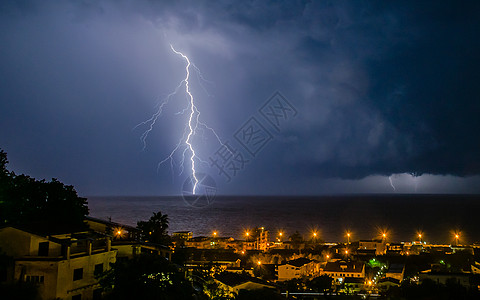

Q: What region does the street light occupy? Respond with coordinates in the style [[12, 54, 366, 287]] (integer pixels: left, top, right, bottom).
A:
[[213, 231, 217, 238], [346, 231, 351, 244], [380, 230, 387, 242], [417, 232, 423, 243], [454, 232, 460, 246]]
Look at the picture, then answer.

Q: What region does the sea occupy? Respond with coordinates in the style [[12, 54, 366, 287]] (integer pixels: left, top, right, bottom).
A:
[[87, 194, 480, 244]]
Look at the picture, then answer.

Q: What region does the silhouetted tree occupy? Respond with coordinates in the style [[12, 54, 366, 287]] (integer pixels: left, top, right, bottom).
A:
[[289, 231, 303, 249], [137, 211, 171, 245], [307, 275, 333, 292], [0, 149, 88, 234]]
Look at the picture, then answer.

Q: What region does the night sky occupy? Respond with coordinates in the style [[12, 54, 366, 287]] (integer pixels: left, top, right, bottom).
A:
[[1, 1, 479, 196]]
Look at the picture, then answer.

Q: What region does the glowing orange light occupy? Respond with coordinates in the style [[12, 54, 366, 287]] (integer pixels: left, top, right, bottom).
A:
[[114, 227, 125, 238], [257, 261, 262, 265]]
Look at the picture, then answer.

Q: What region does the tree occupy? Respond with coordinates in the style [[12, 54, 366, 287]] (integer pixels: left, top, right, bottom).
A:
[[0, 148, 89, 234], [137, 211, 171, 245], [0, 149, 12, 212], [99, 254, 196, 300], [289, 231, 303, 250], [307, 275, 333, 292]]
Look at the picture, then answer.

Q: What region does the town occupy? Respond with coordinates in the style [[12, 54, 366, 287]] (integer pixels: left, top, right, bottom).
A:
[[1, 213, 480, 300]]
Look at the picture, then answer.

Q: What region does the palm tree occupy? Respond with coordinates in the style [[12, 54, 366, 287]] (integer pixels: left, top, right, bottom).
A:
[[137, 211, 170, 244]]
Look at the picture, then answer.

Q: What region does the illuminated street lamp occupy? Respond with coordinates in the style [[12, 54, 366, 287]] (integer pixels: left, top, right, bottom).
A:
[[213, 231, 218, 238], [454, 232, 460, 246], [114, 227, 125, 239], [245, 231, 250, 241], [417, 231, 423, 243], [346, 231, 351, 244], [277, 231, 284, 242], [380, 231, 387, 243], [257, 260, 262, 266]]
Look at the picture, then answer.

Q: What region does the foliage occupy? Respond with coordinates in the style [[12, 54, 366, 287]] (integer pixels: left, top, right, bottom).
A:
[[99, 254, 196, 300], [288, 231, 303, 249], [137, 211, 171, 245], [203, 280, 235, 300], [0, 149, 88, 233], [382, 279, 480, 300], [306, 275, 333, 292]]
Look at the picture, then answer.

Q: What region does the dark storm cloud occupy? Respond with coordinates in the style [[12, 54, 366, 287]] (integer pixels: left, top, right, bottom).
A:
[[1, 0, 479, 195]]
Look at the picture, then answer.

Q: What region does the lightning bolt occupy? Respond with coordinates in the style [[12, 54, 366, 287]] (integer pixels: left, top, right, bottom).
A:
[[135, 44, 228, 195], [388, 175, 396, 192], [169, 45, 199, 194]]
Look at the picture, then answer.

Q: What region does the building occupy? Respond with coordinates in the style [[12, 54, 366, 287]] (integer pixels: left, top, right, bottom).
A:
[[385, 264, 405, 282], [86, 216, 172, 260], [386, 243, 404, 255], [277, 258, 318, 281], [0, 226, 116, 300], [419, 270, 471, 287], [342, 277, 365, 294], [377, 277, 401, 292], [184, 236, 235, 249], [214, 272, 276, 295], [184, 249, 241, 270], [172, 231, 193, 240], [357, 240, 386, 256], [86, 216, 140, 241], [322, 261, 365, 281], [255, 229, 269, 251]]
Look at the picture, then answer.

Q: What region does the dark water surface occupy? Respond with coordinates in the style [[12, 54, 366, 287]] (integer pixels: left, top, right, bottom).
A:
[[88, 195, 480, 244]]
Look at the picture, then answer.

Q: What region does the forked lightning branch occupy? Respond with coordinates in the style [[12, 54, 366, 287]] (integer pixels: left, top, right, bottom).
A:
[[135, 45, 226, 195]]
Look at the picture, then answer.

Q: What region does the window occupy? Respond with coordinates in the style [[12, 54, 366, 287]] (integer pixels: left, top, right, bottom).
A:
[[25, 275, 44, 284], [72, 294, 81, 300], [73, 268, 83, 281], [94, 263, 103, 276], [38, 242, 49, 256]]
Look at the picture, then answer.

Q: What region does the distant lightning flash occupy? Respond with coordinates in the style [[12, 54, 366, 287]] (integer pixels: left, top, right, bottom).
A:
[[136, 44, 227, 195]]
